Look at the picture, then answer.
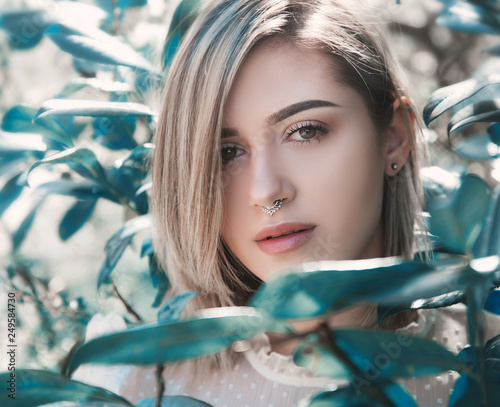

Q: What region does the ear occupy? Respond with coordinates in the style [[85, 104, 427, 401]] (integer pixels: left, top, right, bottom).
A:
[[384, 96, 414, 176]]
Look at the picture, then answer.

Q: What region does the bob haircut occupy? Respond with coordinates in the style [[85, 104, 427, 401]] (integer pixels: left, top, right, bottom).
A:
[[152, 0, 429, 317]]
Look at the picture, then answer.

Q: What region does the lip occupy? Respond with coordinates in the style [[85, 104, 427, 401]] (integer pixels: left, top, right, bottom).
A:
[[255, 222, 316, 255]]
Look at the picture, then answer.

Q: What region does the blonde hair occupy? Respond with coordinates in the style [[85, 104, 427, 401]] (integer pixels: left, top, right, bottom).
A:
[[152, 0, 429, 370]]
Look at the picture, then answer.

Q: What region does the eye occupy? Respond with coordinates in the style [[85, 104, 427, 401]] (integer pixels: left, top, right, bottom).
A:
[[221, 144, 243, 165], [285, 121, 328, 144]]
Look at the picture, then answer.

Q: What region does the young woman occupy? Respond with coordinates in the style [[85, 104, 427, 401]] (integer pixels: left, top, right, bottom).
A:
[[74, 0, 500, 406]]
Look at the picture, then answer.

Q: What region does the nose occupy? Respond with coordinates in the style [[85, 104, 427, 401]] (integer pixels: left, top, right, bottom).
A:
[[249, 148, 295, 212]]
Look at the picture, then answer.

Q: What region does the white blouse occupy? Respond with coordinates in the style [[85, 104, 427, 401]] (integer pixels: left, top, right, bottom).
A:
[[72, 304, 500, 407]]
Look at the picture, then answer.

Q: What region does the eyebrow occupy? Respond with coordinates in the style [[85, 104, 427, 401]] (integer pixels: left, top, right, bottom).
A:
[[221, 99, 339, 139]]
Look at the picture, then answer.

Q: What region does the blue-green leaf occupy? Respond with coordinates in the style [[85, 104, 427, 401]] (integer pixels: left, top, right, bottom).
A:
[[422, 168, 491, 254], [309, 382, 417, 407], [437, 2, 500, 35], [35, 99, 156, 120], [141, 235, 153, 257], [484, 290, 500, 315], [35, 179, 115, 201], [0, 172, 24, 217], [250, 255, 499, 319], [0, 369, 134, 407], [93, 116, 137, 150], [97, 215, 151, 287], [136, 396, 213, 407], [57, 78, 133, 98], [117, 0, 148, 9], [2, 105, 73, 148], [28, 148, 107, 185], [294, 329, 465, 380], [149, 254, 169, 307], [162, 0, 200, 70], [453, 134, 500, 160], [44, 21, 157, 73], [449, 374, 500, 407], [64, 307, 290, 376], [0, 9, 49, 50], [12, 197, 46, 251], [157, 291, 197, 322], [59, 198, 98, 241], [474, 186, 500, 258]]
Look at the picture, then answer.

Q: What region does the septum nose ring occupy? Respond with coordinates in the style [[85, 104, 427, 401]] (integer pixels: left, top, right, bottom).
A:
[[260, 199, 284, 216]]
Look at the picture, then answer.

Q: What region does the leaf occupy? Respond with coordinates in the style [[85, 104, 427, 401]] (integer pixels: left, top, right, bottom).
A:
[[28, 148, 107, 185], [484, 289, 500, 315], [437, 2, 500, 35], [93, 116, 137, 150], [449, 374, 500, 407], [44, 20, 157, 73], [308, 382, 418, 407], [0, 172, 24, 217], [422, 168, 491, 254], [12, 197, 46, 251], [0, 9, 49, 50], [35, 179, 115, 201], [453, 134, 500, 160], [162, 0, 200, 70], [2, 105, 73, 148], [97, 215, 151, 287], [135, 396, 213, 407], [57, 78, 133, 98], [64, 307, 290, 376], [449, 98, 500, 136], [35, 99, 157, 120], [117, 0, 148, 9], [474, 186, 500, 258], [149, 254, 169, 307], [0, 369, 134, 407], [59, 198, 98, 241], [294, 329, 465, 381], [141, 234, 153, 257], [250, 255, 499, 319], [157, 291, 197, 322]]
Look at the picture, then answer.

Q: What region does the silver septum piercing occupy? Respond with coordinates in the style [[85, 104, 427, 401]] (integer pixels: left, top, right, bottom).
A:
[[261, 199, 284, 216], [391, 162, 398, 170]]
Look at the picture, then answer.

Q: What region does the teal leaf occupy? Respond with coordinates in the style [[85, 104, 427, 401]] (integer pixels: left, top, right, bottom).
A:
[[474, 186, 500, 258], [0, 172, 24, 217], [59, 198, 98, 241], [453, 134, 500, 160], [488, 122, 500, 145], [36, 179, 115, 201], [0, 369, 134, 407], [44, 21, 157, 72], [294, 329, 465, 381], [97, 215, 151, 287], [484, 290, 500, 315], [12, 196, 46, 251], [309, 382, 417, 407], [141, 235, 153, 257], [157, 291, 197, 322], [35, 99, 156, 119], [437, 2, 500, 35], [64, 307, 290, 376], [0, 9, 49, 50], [57, 78, 133, 98], [422, 168, 491, 254], [27, 148, 107, 185], [93, 116, 137, 150], [250, 255, 499, 319], [117, 0, 148, 9], [162, 0, 200, 70], [449, 98, 500, 136], [149, 254, 169, 307], [136, 396, 213, 407], [2, 105, 73, 148], [449, 374, 500, 407]]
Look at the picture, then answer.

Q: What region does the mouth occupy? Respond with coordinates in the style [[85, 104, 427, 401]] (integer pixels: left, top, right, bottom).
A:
[[257, 227, 316, 255], [264, 229, 308, 240]]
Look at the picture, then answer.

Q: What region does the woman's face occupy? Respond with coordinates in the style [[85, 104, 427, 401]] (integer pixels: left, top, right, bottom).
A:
[[220, 42, 392, 281]]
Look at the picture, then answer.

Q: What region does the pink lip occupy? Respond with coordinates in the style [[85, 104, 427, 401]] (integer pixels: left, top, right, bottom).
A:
[[256, 226, 316, 255]]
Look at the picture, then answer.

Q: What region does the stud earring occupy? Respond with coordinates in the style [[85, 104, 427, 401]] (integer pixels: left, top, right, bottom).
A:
[[391, 163, 398, 171]]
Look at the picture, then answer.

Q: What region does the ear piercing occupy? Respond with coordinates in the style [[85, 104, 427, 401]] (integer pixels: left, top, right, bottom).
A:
[[261, 199, 283, 216], [391, 162, 398, 171]]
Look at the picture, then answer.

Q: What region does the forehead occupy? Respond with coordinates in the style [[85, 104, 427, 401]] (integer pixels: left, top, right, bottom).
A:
[[222, 42, 355, 127]]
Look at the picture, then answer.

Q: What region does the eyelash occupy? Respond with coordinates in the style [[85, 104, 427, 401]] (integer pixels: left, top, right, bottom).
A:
[[221, 121, 328, 165]]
